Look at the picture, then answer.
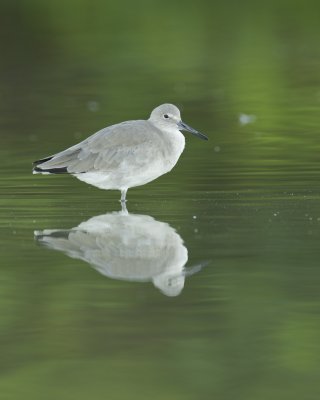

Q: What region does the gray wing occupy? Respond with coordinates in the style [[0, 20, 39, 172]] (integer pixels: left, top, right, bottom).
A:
[[35, 120, 162, 174]]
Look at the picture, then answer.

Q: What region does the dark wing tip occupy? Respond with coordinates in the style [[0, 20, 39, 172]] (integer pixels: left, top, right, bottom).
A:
[[33, 156, 53, 167], [32, 155, 69, 174], [33, 166, 68, 174]]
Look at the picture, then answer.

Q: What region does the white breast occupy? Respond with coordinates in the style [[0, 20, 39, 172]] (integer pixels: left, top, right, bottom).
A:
[[160, 128, 186, 171]]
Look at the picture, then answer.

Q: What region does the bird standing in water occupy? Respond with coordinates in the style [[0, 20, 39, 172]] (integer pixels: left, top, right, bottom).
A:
[[33, 103, 208, 202]]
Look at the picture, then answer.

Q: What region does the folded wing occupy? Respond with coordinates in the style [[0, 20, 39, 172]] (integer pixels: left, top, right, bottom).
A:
[[33, 120, 160, 174]]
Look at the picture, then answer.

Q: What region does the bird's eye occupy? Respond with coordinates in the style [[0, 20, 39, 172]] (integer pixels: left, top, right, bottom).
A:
[[164, 114, 169, 119]]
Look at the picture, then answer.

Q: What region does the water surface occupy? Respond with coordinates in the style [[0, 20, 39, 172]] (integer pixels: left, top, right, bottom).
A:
[[1, 1, 320, 399]]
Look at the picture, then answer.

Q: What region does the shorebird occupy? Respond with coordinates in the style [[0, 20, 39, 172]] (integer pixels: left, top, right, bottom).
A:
[[33, 103, 208, 201]]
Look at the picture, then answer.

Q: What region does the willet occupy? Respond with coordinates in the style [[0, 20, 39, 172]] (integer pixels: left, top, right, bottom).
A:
[[33, 103, 208, 202]]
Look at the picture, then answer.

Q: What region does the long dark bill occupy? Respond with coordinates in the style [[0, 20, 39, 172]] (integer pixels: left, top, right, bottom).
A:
[[178, 121, 208, 141]]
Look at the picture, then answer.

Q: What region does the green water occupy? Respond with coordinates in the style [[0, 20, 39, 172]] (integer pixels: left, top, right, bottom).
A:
[[1, 0, 320, 399]]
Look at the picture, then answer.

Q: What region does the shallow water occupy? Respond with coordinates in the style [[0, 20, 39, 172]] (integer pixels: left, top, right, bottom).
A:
[[1, 1, 320, 399]]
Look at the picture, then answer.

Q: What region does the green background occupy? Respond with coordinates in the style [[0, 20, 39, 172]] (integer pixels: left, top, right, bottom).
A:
[[1, 0, 320, 399]]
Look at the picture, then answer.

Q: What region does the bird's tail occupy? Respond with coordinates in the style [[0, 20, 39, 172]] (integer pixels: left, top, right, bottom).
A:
[[33, 144, 83, 174], [32, 152, 73, 174], [33, 156, 68, 174]]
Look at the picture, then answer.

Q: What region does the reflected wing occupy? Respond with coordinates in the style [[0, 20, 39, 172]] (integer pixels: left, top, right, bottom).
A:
[[33, 120, 161, 174]]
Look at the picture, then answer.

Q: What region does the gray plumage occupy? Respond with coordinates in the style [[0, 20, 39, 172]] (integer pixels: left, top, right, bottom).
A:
[[33, 104, 207, 201]]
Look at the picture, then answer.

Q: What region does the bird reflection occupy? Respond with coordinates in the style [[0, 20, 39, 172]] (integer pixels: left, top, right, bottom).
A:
[[34, 206, 205, 296]]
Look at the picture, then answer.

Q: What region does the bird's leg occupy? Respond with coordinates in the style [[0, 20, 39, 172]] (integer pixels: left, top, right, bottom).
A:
[[120, 201, 128, 215], [119, 189, 128, 215], [120, 188, 127, 203]]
